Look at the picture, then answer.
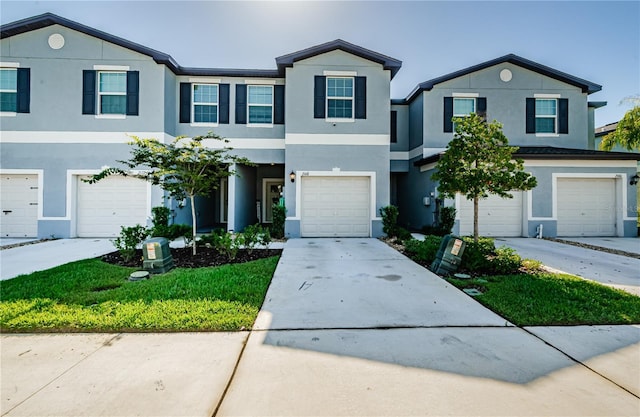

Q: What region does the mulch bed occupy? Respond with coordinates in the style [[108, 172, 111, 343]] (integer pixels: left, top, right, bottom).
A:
[[102, 246, 282, 268]]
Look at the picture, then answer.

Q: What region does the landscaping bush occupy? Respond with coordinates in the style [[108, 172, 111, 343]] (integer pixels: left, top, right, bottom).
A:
[[404, 235, 442, 264], [459, 236, 496, 274], [491, 246, 523, 275], [380, 205, 400, 237], [200, 229, 245, 261], [113, 224, 149, 262], [149, 206, 192, 242], [243, 224, 272, 254], [271, 205, 286, 239], [421, 206, 456, 236]]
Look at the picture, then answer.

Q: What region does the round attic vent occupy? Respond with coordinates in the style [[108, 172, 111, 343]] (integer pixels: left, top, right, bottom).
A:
[[499, 68, 512, 82], [48, 33, 65, 50]]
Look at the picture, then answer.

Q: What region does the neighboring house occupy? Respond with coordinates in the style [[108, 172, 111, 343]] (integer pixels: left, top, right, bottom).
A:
[[1, 13, 638, 239]]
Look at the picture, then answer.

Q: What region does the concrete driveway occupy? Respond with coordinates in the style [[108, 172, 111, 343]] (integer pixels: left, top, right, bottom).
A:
[[497, 237, 640, 296], [2, 238, 639, 416]]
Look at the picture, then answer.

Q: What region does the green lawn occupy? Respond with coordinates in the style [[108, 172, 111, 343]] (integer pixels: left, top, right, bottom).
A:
[[447, 272, 640, 326], [0, 256, 279, 332]]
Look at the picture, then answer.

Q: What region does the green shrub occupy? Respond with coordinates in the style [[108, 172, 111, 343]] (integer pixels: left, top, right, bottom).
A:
[[113, 224, 149, 262], [421, 206, 457, 236], [243, 224, 271, 254], [404, 235, 442, 264], [491, 246, 523, 275], [459, 237, 496, 274], [380, 205, 400, 237], [271, 205, 286, 239], [151, 206, 171, 229], [395, 227, 413, 243]]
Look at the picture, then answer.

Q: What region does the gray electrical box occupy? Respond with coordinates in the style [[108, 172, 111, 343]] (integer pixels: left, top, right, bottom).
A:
[[142, 237, 174, 274], [430, 234, 466, 276]]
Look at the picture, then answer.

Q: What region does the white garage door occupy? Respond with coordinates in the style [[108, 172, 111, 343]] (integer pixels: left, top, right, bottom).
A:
[[557, 178, 616, 237], [459, 191, 523, 237], [301, 176, 370, 237], [0, 174, 39, 237], [77, 175, 148, 237]]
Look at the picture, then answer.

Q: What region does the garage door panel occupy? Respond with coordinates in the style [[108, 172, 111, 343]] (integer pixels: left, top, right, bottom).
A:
[[77, 176, 148, 238], [301, 176, 370, 237], [557, 178, 615, 237], [459, 192, 523, 237], [0, 174, 39, 237]]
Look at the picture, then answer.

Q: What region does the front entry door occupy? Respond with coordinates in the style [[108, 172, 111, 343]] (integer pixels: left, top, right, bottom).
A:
[[264, 180, 284, 223]]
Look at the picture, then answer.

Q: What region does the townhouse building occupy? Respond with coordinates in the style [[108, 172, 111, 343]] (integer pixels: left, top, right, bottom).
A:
[[1, 13, 638, 239]]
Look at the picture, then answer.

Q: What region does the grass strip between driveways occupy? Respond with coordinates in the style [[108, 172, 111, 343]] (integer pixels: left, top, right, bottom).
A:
[[447, 272, 640, 326], [0, 256, 279, 332]]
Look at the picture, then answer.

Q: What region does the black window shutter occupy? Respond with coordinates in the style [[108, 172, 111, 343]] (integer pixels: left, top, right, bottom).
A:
[[219, 84, 230, 124], [235, 84, 247, 124], [477, 97, 487, 120], [443, 97, 453, 132], [390, 111, 397, 143], [355, 76, 366, 119], [558, 98, 569, 134], [126, 71, 139, 116], [526, 98, 535, 133], [82, 70, 96, 115], [179, 83, 191, 123], [16, 68, 30, 113], [274, 85, 285, 124], [314, 76, 326, 119]]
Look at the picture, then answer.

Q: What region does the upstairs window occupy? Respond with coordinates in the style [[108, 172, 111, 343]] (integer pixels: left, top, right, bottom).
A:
[[0, 67, 29, 114], [443, 96, 486, 132], [83, 69, 138, 116], [314, 75, 366, 120], [535, 99, 556, 133], [248, 85, 273, 124], [0, 68, 17, 112], [526, 97, 568, 134], [327, 77, 354, 119], [98, 71, 126, 114], [193, 84, 218, 124]]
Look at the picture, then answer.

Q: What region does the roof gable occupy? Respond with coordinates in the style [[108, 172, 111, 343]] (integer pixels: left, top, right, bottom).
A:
[[275, 39, 402, 79], [404, 54, 601, 103]]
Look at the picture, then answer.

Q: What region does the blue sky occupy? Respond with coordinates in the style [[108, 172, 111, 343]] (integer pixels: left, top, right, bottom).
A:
[[1, 1, 638, 126]]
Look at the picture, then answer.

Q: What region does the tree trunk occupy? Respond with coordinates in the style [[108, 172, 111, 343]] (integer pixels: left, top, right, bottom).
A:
[[473, 196, 479, 242], [190, 194, 197, 255]]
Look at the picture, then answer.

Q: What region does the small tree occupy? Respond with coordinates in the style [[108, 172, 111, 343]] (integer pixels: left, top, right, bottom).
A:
[[432, 113, 537, 241], [86, 132, 251, 254], [599, 106, 640, 151]]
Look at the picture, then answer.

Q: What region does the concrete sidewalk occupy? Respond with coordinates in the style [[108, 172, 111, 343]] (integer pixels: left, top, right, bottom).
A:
[[1, 238, 639, 416]]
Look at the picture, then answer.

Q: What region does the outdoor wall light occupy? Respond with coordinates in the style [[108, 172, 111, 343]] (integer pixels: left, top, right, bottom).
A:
[[290, 171, 296, 183], [630, 174, 640, 186]]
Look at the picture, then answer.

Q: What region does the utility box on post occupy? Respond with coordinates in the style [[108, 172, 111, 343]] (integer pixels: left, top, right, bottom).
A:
[[142, 237, 174, 274], [430, 234, 466, 276]]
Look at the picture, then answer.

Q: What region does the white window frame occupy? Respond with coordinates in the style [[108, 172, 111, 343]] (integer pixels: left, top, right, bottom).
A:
[[247, 84, 274, 127], [452, 96, 476, 131], [326, 76, 354, 122], [191, 83, 219, 126], [97, 71, 127, 117], [0, 67, 18, 116], [535, 98, 558, 135]]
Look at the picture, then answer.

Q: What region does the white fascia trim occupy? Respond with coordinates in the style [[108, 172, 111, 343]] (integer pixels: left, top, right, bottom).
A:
[[0, 131, 166, 144], [94, 65, 130, 71], [393, 146, 432, 162], [423, 148, 447, 158], [419, 162, 438, 172], [291, 170, 378, 228], [200, 138, 285, 150], [452, 92, 479, 98], [323, 70, 357, 76], [525, 160, 637, 168], [285, 134, 388, 146], [0, 169, 45, 220], [0, 62, 20, 68], [189, 77, 221, 84], [245, 79, 276, 85], [534, 93, 561, 98]]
